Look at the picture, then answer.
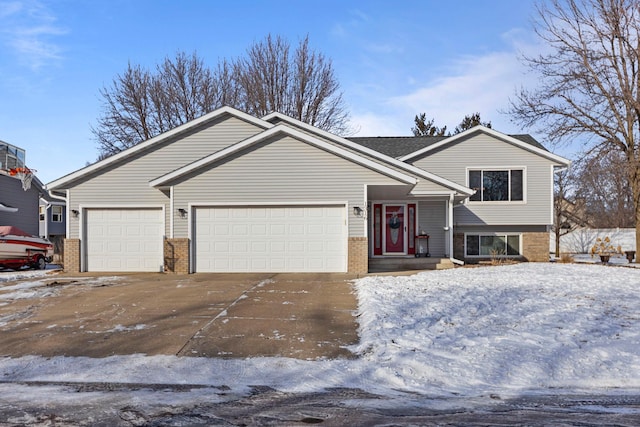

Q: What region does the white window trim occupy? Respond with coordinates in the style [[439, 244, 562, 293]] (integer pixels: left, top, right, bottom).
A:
[[464, 232, 523, 257], [466, 166, 527, 204]]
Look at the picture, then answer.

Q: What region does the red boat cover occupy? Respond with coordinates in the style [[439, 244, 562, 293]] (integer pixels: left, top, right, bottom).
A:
[[0, 226, 31, 237]]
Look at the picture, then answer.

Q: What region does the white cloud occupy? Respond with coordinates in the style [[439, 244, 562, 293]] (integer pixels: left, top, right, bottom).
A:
[[350, 46, 544, 137], [0, 0, 67, 70]]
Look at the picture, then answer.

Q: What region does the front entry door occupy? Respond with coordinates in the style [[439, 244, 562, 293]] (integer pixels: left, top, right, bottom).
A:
[[384, 205, 406, 254]]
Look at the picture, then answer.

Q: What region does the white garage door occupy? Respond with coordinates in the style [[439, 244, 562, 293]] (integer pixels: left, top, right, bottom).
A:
[[194, 205, 346, 272], [85, 208, 163, 272]]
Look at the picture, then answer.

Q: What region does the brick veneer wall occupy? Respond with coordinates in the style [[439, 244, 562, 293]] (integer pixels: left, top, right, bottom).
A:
[[348, 237, 368, 274], [164, 238, 190, 274], [522, 232, 550, 262], [63, 238, 80, 273]]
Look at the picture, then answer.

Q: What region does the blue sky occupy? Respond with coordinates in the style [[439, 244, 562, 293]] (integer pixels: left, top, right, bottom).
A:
[[0, 0, 556, 184]]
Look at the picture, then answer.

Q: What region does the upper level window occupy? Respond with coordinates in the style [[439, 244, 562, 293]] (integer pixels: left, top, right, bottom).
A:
[[469, 169, 524, 202], [52, 206, 63, 223], [39, 206, 45, 222]]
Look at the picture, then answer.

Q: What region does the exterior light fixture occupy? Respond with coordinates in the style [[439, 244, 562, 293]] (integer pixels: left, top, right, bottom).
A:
[[353, 206, 364, 217], [71, 209, 79, 218], [177, 208, 188, 218]]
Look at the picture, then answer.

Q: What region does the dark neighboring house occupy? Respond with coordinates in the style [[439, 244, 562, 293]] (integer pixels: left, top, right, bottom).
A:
[[0, 140, 56, 238]]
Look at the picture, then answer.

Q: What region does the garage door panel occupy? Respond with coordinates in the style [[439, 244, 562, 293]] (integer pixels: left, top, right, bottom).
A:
[[195, 205, 346, 272], [86, 208, 163, 272]]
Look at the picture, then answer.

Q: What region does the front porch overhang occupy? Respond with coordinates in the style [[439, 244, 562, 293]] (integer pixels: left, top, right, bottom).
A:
[[366, 184, 470, 204]]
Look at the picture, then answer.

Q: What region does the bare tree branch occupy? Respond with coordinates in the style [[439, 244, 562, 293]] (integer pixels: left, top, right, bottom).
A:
[[509, 0, 640, 255]]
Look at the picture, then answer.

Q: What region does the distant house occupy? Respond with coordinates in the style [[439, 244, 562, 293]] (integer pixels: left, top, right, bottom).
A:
[[47, 107, 570, 274], [39, 196, 66, 255], [0, 140, 59, 240]]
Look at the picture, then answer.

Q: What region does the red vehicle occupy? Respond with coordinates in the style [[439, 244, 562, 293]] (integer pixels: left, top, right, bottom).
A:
[[0, 226, 54, 270]]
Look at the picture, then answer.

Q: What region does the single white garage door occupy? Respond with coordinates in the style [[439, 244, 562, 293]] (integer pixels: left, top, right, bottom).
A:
[[194, 205, 346, 272], [85, 208, 163, 272]]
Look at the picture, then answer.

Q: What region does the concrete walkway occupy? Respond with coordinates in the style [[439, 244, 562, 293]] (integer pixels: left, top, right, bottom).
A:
[[0, 273, 359, 359]]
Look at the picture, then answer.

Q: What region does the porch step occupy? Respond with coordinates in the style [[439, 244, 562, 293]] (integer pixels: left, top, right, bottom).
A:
[[368, 257, 454, 273]]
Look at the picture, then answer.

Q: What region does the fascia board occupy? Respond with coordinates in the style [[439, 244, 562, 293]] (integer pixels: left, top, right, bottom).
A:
[[398, 125, 572, 166], [47, 106, 273, 190], [261, 112, 472, 194], [150, 124, 418, 187]]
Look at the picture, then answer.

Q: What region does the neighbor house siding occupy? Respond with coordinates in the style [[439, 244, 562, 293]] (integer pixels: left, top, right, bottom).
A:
[[65, 115, 264, 238], [171, 135, 405, 237], [411, 133, 557, 226], [0, 175, 39, 235]]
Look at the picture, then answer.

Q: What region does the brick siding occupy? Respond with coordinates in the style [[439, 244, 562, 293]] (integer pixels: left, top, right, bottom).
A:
[[164, 238, 190, 274], [522, 232, 550, 262], [348, 237, 368, 274], [63, 238, 80, 273]]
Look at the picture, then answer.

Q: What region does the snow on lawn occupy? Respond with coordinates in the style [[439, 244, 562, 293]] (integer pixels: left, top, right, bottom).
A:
[[353, 263, 640, 395], [1, 263, 640, 408]]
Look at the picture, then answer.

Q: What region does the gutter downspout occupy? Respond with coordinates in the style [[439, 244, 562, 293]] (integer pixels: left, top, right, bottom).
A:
[[39, 197, 51, 239], [448, 193, 465, 266]]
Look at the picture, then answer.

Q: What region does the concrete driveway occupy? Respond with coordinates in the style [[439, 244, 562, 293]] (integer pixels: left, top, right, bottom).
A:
[[0, 272, 359, 359]]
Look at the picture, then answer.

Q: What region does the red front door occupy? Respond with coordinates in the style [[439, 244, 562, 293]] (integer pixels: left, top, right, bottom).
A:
[[384, 205, 405, 254]]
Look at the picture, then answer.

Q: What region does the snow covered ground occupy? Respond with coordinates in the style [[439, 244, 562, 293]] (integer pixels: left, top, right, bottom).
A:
[[1, 263, 640, 412]]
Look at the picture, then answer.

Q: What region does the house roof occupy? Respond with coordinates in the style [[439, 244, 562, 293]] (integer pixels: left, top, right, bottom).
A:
[[348, 133, 552, 160], [150, 124, 419, 187], [346, 136, 448, 158], [47, 106, 273, 190]]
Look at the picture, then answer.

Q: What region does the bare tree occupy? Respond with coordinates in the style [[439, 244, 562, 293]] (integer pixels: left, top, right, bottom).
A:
[[573, 150, 634, 228], [234, 35, 350, 134], [93, 52, 233, 156], [509, 0, 640, 256], [553, 168, 581, 255], [93, 35, 350, 157]]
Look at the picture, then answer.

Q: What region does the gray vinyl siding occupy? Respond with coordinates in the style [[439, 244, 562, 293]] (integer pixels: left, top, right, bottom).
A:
[[65, 115, 264, 238], [265, 117, 459, 194], [0, 175, 39, 235], [411, 133, 557, 226], [417, 200, 446, 257], [172, 135, 406, 237], [413, 177, 457, 193]]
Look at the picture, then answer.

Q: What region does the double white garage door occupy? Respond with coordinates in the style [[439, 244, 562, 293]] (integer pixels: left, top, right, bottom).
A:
[[84, 205, 346, 273], [194, 206, 346, 272]]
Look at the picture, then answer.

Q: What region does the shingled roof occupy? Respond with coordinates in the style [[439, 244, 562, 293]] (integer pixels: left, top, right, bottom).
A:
[[347, 133, 549, 159]]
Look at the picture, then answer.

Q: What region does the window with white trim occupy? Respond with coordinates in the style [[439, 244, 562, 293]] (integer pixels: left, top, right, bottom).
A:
[[469, 169, 524, 202], [39, 206, 45, 222], [51, 205, 63, 223], [465, 233, 521, 257]]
